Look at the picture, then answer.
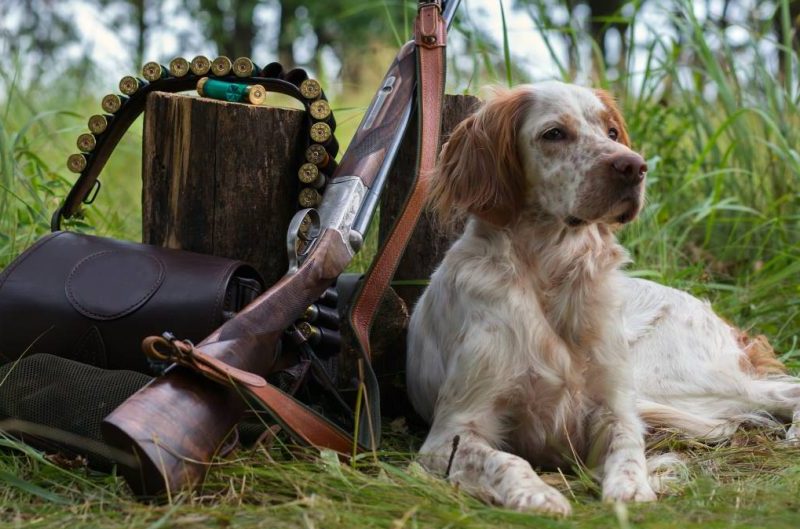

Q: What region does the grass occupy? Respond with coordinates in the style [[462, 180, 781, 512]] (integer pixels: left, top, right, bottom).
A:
[[2, 0, 800, 527]]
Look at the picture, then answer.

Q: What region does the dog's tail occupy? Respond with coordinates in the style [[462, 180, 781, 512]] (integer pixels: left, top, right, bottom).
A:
[[638, 399, 781, 494], [637, 400, 744, 442]]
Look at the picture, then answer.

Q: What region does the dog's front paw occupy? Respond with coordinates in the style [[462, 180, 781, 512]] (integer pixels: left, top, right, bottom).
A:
[[602, 473, 656, 503], [505, 486, 572, 516]]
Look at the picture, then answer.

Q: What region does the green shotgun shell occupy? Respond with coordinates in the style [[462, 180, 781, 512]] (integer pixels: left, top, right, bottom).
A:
[[76, 133, 96, 153], [190, 55, 212, 76], [88, 114, 111, 135], [211, 56, 233, 76], [168, 57, 191, 77], [67, 153, 88, 173], [298, 162, 326, 188], [305, 144, 330, 166], [299, 78, 322, 100], [119, 76, 147, 96], [232, 57, 258, 77], [142, 61, 167, 81], [101, 94, 128, 114], [310, 122, 332, 144], [298, 187, 322, 208], [197, 78, 266, 105], [309, 99, 331, 121]]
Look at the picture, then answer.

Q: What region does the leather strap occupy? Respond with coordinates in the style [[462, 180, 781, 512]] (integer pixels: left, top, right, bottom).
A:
[[143, 335, 358, 455], [347, 0, 447, 443]]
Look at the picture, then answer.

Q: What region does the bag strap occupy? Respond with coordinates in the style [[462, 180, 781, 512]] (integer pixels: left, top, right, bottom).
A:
[[347, 0, 448, 444]]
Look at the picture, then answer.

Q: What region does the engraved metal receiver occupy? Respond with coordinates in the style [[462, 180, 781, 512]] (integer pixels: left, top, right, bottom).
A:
[[287, 175, 366, 272]]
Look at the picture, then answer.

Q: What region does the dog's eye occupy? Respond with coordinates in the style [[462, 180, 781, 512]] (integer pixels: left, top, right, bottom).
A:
[[542, 128, 565, 141], [608, 128, 619, 141]]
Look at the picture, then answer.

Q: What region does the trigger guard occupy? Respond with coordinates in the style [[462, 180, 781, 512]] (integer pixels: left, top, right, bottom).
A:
[[286, 208, 320, 273]]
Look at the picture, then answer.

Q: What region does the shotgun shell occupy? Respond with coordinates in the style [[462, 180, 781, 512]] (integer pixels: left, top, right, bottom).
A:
[[309, 99, 332, 121], [298, 163, 326, 188], [190, 55, 212, 76], [101, 94, 128, 114], [142, 61, 167, 81], [246, 84, 267, 105], [298, 187, 322, 208], [211, 56, 233, 76], [88, 114, 111, 135], [302, 304, 340, 329], [310, 122, 332, 144], [76, 133, 96, 153], [118, 76, 147, 96], [197, 78, 266, 105], [297, 322, 341, 349], [299, 78, 322, 100], [305, 144, 330, 166], [67, 153, 88, 173], [260, 61, 283, 78], [233, 57, 258, 77], [168, 57, 191, 77]]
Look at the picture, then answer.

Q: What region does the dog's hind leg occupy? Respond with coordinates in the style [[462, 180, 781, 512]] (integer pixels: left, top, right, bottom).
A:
[[418, 425, 572, 516]]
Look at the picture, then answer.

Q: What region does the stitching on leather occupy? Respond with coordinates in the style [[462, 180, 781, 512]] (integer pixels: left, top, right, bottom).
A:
[[65, 250, 166, 320]]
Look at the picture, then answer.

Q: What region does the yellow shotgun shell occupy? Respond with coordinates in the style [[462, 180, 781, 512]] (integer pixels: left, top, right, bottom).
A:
[[76, 133, 96, 153], [190, 55, 211, 76], [67, 153, 88, 173], [168, 57, 191, 77]]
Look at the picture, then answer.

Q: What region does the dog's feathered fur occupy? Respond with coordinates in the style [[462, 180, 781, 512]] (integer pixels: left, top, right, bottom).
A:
[[406, 82, 800, 515]]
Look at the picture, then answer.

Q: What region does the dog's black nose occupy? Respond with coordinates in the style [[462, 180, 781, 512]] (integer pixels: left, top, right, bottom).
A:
[[610, 153, 647, 186]]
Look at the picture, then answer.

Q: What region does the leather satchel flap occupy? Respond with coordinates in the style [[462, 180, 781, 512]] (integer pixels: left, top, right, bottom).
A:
[[66, 250, 166, 320]]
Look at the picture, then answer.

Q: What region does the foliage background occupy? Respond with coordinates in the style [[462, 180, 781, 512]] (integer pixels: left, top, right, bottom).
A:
[[1, 0, 800, 527]]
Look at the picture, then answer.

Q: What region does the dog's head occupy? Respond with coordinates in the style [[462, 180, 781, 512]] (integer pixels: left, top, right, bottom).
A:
[[428, 82, 646, 228]]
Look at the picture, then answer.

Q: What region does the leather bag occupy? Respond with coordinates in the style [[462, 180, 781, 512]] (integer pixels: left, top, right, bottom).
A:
[[0, 230, 263, 373]]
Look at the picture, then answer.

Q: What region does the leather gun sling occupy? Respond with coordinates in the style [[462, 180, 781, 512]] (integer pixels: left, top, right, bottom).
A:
[[143, 336, 356, 454], [348, 0, 447, 437]]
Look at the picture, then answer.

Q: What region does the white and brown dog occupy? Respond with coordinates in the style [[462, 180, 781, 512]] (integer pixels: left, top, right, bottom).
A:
[[406, 82, 799, 515]]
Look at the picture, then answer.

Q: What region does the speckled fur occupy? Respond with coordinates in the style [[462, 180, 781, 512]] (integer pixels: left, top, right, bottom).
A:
[[407, 82, 800, 516]]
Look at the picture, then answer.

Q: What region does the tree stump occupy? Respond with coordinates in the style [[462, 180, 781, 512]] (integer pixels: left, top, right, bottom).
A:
[[379, 94, 481, 310], [142, 91, 305, 287]]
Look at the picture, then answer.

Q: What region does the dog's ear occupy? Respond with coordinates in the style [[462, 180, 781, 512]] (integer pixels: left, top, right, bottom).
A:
[[426, 87, 534, 228], [594, 89, 630, 147]]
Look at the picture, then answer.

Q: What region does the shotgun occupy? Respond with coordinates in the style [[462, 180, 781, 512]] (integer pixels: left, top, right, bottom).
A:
[[103, 0, 460, 496]]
